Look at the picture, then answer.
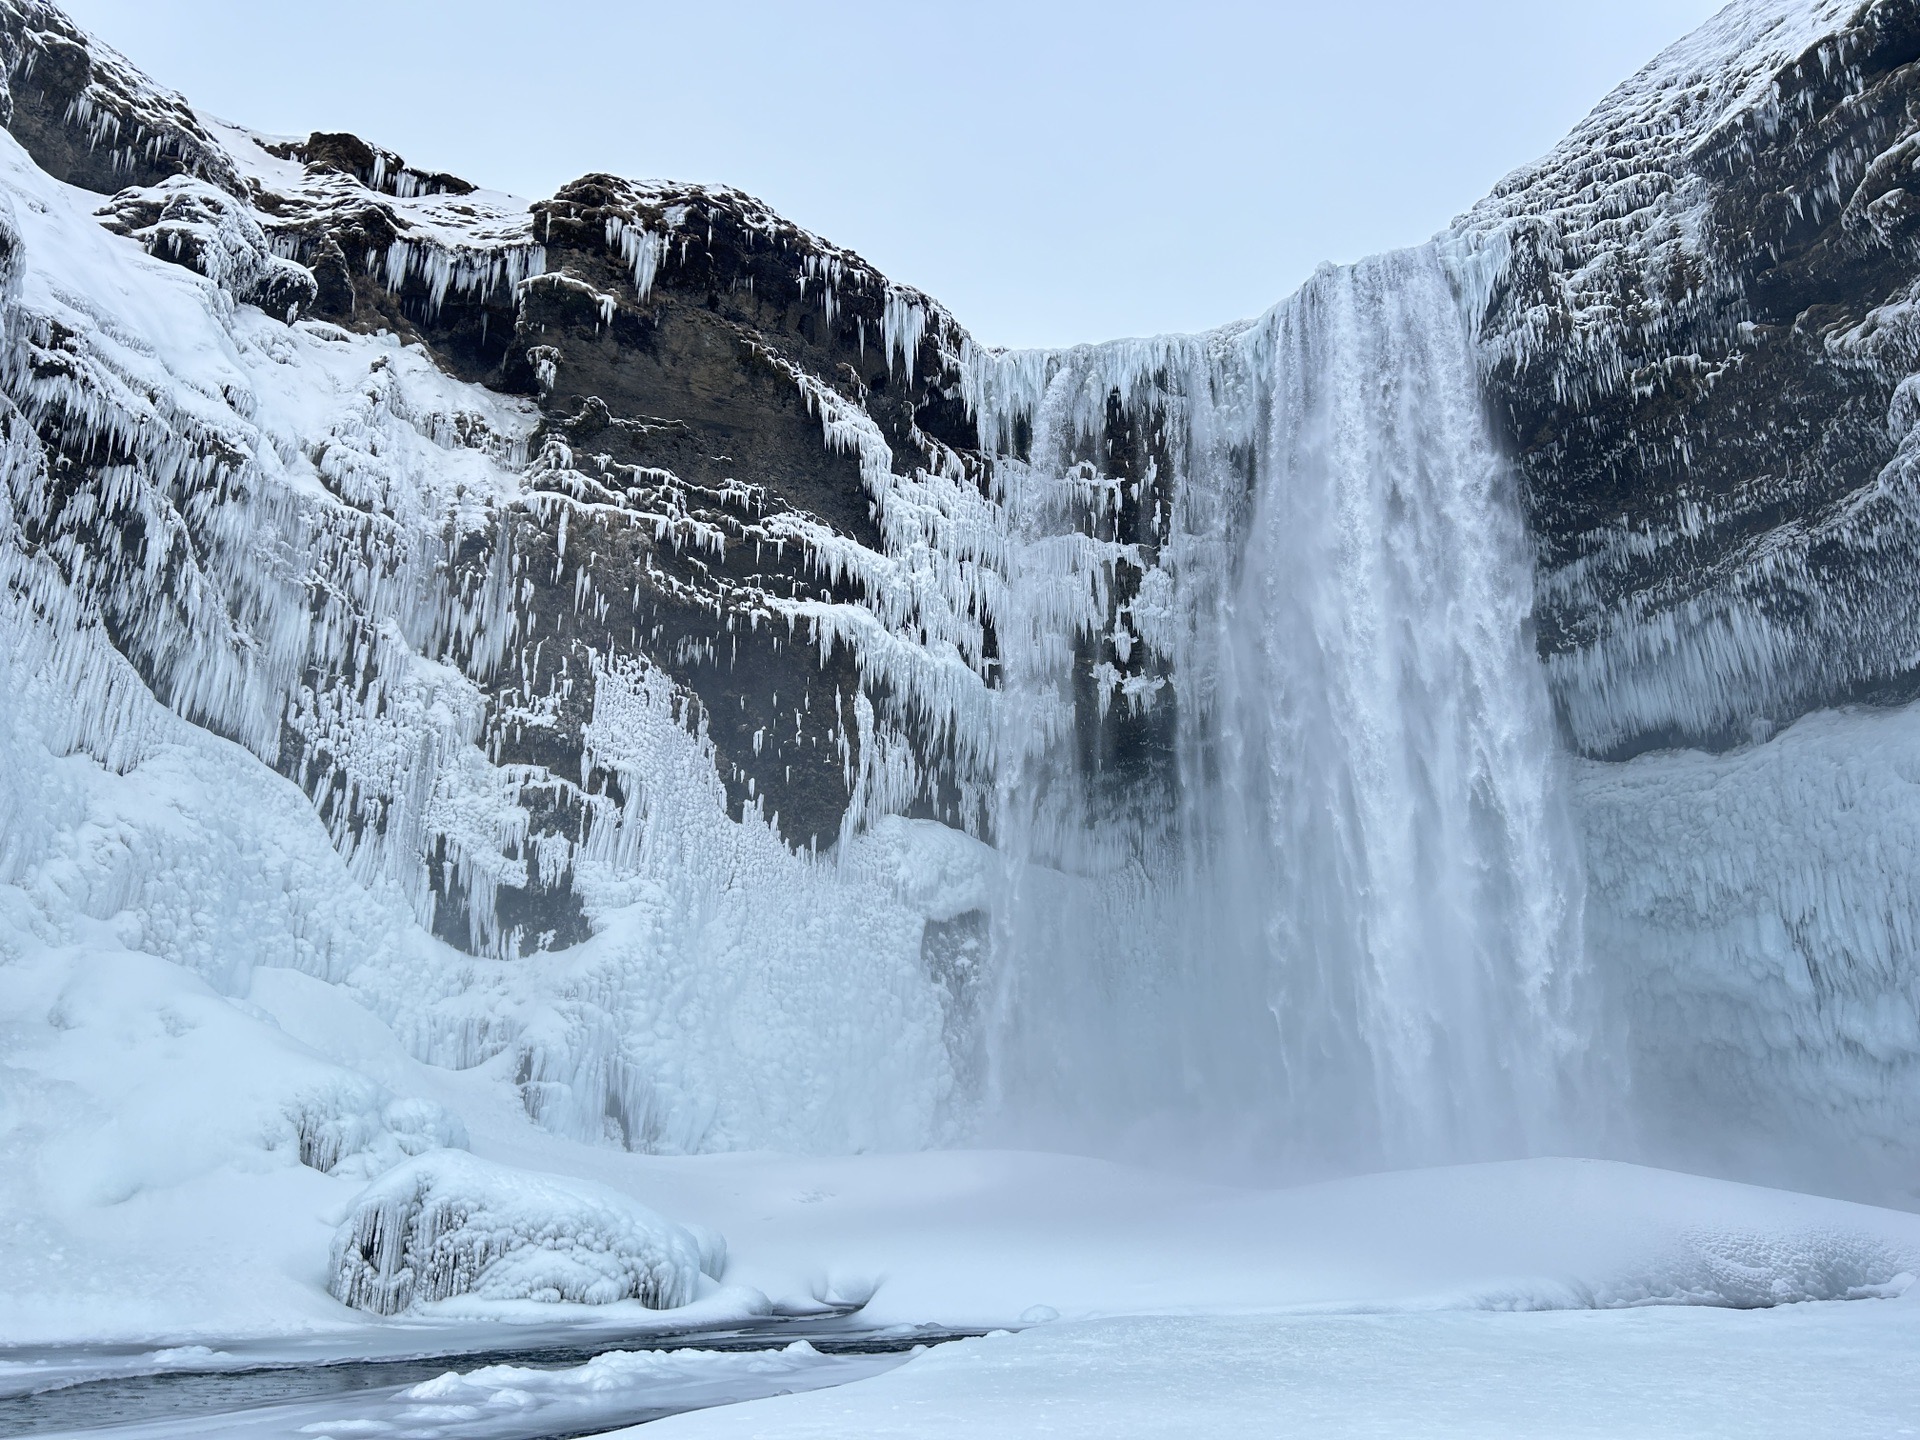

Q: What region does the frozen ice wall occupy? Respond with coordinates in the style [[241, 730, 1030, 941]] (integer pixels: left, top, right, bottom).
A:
[[1576, 705, 1920, 1201], [970, 246, 1594, 1172], [0, 124, 951, 1161], [6, 0, 1914, 1201]]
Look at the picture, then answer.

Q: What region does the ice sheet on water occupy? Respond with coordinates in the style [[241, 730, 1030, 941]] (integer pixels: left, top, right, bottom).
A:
[[422, 1343, 803, 1399]]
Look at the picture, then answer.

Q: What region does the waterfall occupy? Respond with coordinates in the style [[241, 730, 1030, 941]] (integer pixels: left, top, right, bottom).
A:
[[974, 244, 1593, 1174]]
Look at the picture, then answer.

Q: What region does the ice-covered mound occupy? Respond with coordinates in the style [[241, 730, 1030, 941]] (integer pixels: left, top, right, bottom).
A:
[[328, 1149, 721, 1316]]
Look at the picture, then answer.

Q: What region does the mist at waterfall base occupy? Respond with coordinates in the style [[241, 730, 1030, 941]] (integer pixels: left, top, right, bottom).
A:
[[962, 243, 1597, 1183]]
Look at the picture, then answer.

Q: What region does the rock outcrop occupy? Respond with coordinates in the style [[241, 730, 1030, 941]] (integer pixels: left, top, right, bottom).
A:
[[1467, 0, 1920, 758], [0, 0, 985, 960]]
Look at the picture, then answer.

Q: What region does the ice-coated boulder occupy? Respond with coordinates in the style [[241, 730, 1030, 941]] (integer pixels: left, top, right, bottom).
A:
[[327, 1149, 716, 1315], [96, 175, 317, 318]]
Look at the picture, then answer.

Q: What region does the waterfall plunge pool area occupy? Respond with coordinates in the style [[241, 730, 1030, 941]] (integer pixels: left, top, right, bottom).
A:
[[0, 125, 1916, 1437], [9, 1301, 1920, 1440], [6, 1150, 1920, 1439]]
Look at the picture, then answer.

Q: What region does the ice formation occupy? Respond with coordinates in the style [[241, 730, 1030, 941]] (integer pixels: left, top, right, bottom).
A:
[[0, 102, 953, 1159], [1577, 703, 1920, 1198], [328, 1149, 712, 1315], [0, 0, 1915, 1252]]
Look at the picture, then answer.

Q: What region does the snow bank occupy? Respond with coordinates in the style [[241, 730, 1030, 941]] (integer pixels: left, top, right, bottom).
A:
[[627, 1303, 1920, 1440], [0, 944, 466, 1207], [644, 1151, 1920, 1331], [327, 1149, 715, 1315]]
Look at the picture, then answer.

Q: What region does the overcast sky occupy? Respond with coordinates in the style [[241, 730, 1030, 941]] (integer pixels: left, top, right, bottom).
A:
[[57, 0, 1724, 349]]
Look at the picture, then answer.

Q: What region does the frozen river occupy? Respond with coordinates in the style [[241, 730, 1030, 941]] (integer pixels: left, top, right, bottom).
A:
[[0, 1317, 973, 1439]]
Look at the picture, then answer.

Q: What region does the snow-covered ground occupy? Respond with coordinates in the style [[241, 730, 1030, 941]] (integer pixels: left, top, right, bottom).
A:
[[9, 1019, 1920, 1338], [9, 1110, 1920, 1433], [623, 1300, 1920, 1440], [29, 1301, 1919, 1439]]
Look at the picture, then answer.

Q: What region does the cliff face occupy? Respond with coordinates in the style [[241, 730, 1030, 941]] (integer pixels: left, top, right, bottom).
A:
[[0, 0, 986, 964], [1467, 0, 1920, 758], [4, 0, 1919, 1182], [1450, 0, 1920, 1192]]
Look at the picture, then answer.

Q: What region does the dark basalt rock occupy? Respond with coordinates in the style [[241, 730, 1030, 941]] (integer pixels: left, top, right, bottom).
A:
[[1473, 0, 1920, 757], [501, 174, 984, 849], [13, 0, 1920, 962], [268, 131, 478, 199], [0, 0, 240, 195]]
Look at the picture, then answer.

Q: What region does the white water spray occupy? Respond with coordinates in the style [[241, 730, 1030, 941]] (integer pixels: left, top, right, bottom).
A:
[[975, 245, 1592, 1172]]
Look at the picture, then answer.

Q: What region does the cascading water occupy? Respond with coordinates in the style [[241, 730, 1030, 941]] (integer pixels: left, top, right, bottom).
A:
[[973, 244, 1595, 1174]]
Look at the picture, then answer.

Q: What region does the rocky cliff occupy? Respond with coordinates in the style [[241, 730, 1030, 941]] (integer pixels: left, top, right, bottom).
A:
[[0, 0, 987, 966], [1470, 0, 1920, 761], [4, 0, 1919, 1188]]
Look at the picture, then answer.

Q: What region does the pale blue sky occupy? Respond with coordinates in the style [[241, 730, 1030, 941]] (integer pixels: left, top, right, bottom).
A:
[[57, 1, 1724, 348]]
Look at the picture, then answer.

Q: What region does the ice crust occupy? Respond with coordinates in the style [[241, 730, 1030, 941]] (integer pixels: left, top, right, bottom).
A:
[[327, 1150, 710, 1315]]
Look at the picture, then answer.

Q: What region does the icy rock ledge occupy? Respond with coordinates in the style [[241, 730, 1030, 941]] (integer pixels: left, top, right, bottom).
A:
[[327, 1150, 721, 1316]]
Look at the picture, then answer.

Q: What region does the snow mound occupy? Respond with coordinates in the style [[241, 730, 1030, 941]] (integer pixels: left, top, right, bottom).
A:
[[328, 1150, 714, 1316]]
